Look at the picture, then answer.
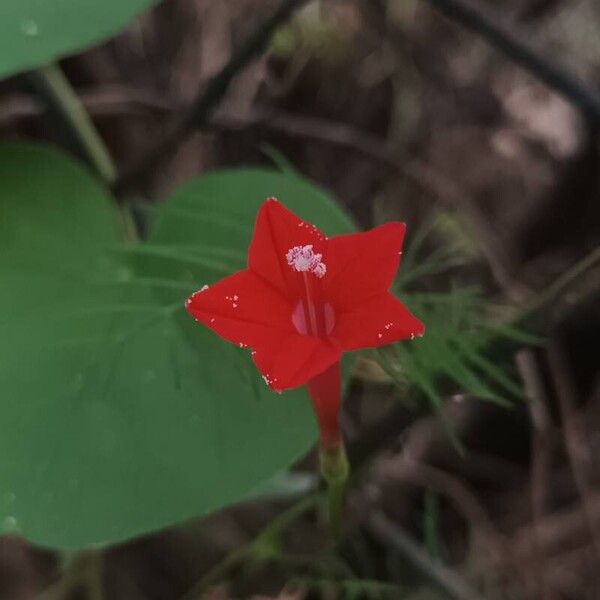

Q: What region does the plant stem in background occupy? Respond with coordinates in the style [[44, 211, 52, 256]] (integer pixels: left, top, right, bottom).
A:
[[515, 246, 600, 326], [32, 63, 117, 183], [114, 0, 310, 195], [30, 63, 138, 240], [424, 489, 441, 561], [369, 511, 484, 600], [36, 551, 104, 600]]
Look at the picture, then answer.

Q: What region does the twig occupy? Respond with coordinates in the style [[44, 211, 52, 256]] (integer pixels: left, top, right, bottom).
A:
[[519, 247, 600, 322], [113, 0, 309, 195], [6, 88, 597, 315], [548, 339, 600, 562], [539, 543, 600, 597], [29, 64, 117, 183], [422, 0, 600, 123], [491, 509, 600, 595], [517, 350, 554, 520], [368, 511, 485, 600], [3, 91, 493, 244], [516, 349, 557, 600], [0, 88, 173, 125], [369, 457, 555, 595], [507, 492, 600, 561], [179, 547, 249, 600], [7, 84, 519, 289], [376, 459, 505, 556]]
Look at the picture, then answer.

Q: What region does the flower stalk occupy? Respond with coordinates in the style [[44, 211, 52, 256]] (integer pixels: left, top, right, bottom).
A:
[[319, 440, 348, 537], [306, 361, 348, 534]]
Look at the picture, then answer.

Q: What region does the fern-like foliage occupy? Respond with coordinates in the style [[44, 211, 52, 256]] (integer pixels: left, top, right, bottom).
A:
[[377, 215, 541, 413]]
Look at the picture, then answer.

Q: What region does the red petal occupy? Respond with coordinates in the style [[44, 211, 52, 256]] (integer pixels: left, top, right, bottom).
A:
[[322, 223, 405, 311], [332, 292, 424, 351], [186, 269, 294, 349], [252, 333, 340, 391], [248, 198, 328, 299]]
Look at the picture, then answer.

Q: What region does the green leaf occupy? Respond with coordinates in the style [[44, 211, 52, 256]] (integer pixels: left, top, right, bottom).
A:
[[0, 0, 160, 79], [0, 144, 355, 549]]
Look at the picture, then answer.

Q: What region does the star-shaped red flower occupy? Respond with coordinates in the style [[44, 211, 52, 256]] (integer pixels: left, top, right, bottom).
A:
[[186, 198, 424, 396]]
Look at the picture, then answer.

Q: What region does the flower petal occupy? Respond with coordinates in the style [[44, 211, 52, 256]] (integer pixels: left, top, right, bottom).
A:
[[332, 292, 424, 351], [252, 333, 340, 391], [323, 222, 405, 311], [186, 269, 294, 349], [248, 198, 328, 299]]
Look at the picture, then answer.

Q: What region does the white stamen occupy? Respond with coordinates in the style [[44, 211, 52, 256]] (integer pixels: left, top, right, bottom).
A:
[[285, 244, 327, 278], [313, 262, 327, 278]]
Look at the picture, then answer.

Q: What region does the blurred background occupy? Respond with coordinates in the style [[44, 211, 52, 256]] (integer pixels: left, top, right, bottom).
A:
[[1, 0, 599, 598]]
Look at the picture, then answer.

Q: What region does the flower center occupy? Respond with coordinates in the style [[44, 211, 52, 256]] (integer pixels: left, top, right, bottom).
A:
[[285, 245, 326, 278], [286, 245, 334, 337], [292, 298, 335, 337]]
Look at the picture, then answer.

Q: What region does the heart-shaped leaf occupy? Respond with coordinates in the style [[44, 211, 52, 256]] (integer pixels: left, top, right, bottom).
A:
[[0, 144, 355, 549], [0, 0, 160, 79]]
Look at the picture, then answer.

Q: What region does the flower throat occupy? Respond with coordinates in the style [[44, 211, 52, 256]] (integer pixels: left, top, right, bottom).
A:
[[286, 245, 334, 338]]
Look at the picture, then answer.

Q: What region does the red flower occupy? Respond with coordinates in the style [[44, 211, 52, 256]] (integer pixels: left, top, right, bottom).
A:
[[186, 198, 424, 448]]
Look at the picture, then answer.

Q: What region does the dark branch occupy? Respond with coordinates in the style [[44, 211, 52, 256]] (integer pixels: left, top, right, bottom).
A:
[[112, 0, 309, 195], [423, 0, 600, 123]]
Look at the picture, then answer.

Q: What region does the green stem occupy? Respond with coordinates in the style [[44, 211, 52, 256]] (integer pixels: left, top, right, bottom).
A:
[[33, 63, 117, 183], [31, 63, 138, 240], [319, 442, 349, 538], [327, 476, 346, 537], [179, 547, 250, 600]]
